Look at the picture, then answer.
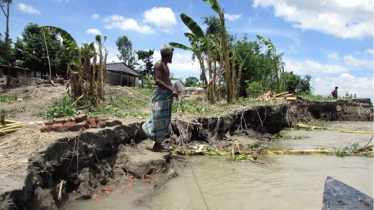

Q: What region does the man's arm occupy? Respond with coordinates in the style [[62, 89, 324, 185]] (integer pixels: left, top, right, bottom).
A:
[[154, 62, 173, 92]]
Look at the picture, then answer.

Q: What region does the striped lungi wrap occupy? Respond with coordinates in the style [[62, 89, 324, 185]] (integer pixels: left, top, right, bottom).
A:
[[142, 88, 174, 143]]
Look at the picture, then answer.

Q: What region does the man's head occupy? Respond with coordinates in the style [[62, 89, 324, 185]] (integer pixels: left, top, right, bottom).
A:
[[160, 44, 174, 63], [335, 86, 338, 89]]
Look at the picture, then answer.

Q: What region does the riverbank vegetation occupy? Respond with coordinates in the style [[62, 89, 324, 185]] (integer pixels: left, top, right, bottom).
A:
[[0, 0, 330, 110]]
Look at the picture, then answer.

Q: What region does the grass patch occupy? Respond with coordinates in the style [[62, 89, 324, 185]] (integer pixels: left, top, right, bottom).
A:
[[236, 97, 282, 105], [43, 96, 80, 119], [172, 98, 222, 116], [299, 94, 333, 101], [126, 87, 153, 98], [0, 94, 17, 103], [91, 96, 150, 119]]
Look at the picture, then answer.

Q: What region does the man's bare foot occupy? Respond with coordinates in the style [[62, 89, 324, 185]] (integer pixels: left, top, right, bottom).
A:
[[153, 143, 170, 152]]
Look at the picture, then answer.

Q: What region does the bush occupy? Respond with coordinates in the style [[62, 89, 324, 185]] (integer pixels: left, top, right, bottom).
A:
[[43, 96, 80, 119], [245, 81, 262, 98]]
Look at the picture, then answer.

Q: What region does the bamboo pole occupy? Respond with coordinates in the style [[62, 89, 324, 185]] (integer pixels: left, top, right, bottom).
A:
[[341, 130, 374, 134]]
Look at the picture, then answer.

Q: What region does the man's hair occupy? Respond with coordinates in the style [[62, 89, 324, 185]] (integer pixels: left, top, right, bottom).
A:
[[335, 86, 338, 89], [160, 44, 174, 57]]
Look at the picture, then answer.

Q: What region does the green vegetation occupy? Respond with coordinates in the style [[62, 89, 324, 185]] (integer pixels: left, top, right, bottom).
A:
[[172, 98, 221, 116], [0, 0, 336, 108], [91, 91, 151, 118], [299, 94, 333, 101], [185, 76, 200, 87], [43, 96, 80, 119], [0, 94, 17, 103], [92, 105, 150, 119], [273, 134, 309, 141], [333, 142, 372, 157]]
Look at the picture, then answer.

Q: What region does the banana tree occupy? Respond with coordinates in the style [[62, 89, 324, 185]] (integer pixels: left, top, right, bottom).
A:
[[169, 13, 208, 87], [41, 26, 106, 105], [256, 34, 283, 93], [203, 0, 232, 103]]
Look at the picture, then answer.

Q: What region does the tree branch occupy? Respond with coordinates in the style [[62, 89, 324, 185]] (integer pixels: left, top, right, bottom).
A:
[[0, 5, 6, 17]]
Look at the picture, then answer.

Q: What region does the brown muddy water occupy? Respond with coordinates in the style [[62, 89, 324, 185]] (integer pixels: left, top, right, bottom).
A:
[[68, 122, 373, 210]]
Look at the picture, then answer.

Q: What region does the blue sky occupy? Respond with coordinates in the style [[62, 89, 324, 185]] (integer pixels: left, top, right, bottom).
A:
[[3, 0, 373, 99]]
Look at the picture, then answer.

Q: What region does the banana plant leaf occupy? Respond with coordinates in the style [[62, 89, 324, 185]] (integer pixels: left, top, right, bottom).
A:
[[180, 13, 205, 39], [169, 42, 192, 51], [256, 34, 276, 52], [202, 0, 222, 14]]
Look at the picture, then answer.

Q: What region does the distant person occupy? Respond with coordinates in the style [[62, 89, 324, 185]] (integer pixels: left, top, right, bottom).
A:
[[142, 44, 178, 152], [331, 86, 338, 99]]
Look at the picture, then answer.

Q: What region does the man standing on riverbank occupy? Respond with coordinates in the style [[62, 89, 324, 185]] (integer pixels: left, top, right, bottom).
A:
[[331, 86, 338, 99], [142, 44, 178, 152]]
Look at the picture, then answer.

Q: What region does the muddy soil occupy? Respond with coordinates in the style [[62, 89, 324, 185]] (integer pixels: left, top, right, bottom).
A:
[[0, 79, 373, 210]]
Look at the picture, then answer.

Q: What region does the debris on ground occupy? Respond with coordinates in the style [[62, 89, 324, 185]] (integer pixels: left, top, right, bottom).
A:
[[0, 115, 25, 136], [257, 91, 298, 102]]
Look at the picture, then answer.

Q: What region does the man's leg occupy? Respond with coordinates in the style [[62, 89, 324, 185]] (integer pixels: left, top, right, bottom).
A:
[[152, 142, 170, 152]]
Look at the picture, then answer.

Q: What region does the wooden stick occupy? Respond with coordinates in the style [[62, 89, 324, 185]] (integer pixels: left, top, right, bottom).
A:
[[58, 180, 64, 202], [72, 95, 83, 106]]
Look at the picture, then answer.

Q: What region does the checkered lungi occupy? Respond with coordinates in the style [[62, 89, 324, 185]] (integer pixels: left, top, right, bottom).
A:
[[142, 88, 174, 143]]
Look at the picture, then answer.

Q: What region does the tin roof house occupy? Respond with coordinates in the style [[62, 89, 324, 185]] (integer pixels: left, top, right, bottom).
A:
[[171, 80, 186, 95], [105, 62, 140, 87]]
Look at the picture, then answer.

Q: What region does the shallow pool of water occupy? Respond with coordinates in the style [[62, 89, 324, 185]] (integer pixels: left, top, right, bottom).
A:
[[68, 122, 373, 210]]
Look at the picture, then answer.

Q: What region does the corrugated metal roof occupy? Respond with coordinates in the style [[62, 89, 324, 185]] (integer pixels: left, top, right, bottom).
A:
[[106, 62, 139, 77], [171, 80, 185, 86]]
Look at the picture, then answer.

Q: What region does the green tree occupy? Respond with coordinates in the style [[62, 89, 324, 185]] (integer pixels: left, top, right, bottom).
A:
[[15, 23, 66, 77], [0, 33, 15, 65], [1, 0, 12, 87], [281, 72, 311, 94], [116, 35, 133, 65], [185, 76, 200, 87], [136, 49, 154, 77], [203, 16, 221, 36]]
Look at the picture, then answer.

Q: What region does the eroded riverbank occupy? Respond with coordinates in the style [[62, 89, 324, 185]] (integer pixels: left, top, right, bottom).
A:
[[0, 98, 372, 209]]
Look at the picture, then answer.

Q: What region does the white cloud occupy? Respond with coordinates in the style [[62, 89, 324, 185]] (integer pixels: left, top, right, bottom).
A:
[[104, 15, 155, 34], [92, 14, 100, 19], [327, 52, 340, 62], [286, 59, 349, 75], [225, 13, 242, 21], [313, 73, 373, 99], [86, 28, 101, 35], [364, 49, 373, 55], [252, 0, 373, 39], [17, 3, 41, 15], [152, 50, 200, 75], [105, 46, 121, 63], [130, 49, 199, 79], [343, 54, 372, 68], [143, 7, 177, 32]]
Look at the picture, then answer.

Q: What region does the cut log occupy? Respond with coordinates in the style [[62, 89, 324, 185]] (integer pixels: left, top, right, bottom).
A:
[[274, 91, 289, 97]]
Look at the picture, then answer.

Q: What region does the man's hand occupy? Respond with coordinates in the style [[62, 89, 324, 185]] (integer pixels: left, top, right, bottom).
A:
[[172, 90, 179, 99]]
